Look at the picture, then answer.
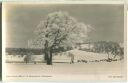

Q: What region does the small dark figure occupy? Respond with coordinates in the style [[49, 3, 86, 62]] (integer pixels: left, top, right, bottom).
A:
[[68, 52, 74, 64], [83, 60, 87, 63], [34, 61, 36, 64], [95, 60, 99, 62], [81, 60, 84, 62], [77, 60, 81, 63], [106, 58, 112, 62], [24, 57, 27, 64]]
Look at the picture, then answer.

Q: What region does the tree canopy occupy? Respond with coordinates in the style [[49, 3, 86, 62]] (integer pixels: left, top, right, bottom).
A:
[[29, 11, 92, 50], [28, 11, 93, 65]]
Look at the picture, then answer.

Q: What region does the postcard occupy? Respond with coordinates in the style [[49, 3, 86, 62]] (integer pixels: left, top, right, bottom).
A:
[[2, 1, 127, 82]]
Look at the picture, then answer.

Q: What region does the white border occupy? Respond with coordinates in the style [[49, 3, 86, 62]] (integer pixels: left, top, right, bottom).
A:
[[2, 1, 127, 82], [2, 0, 125, 4], [2, 3, 6, 82]]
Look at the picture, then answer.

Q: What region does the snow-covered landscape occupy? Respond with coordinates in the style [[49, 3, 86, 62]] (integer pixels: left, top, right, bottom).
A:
[[6, 61, 125, 81], [6, 49, 122, 63], [4, 4, 125, 82], [5, 49, 125, 81]]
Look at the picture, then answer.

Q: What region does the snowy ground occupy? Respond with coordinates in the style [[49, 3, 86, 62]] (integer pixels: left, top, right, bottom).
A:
[[6, 49, 121, 63], [5, 50, 126, 82]]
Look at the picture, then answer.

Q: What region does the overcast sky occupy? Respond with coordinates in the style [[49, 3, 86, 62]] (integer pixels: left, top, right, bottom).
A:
[[5, 4, 124, 48]]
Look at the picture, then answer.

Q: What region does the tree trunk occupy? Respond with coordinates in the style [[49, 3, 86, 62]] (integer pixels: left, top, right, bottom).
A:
[[47, 48, 53, 65], [49, 49, 53, 65], [44, 40, 48, 62], [44, 49, 48, 61], [46, 55, 50, 65], [44, 38, 53, 65]]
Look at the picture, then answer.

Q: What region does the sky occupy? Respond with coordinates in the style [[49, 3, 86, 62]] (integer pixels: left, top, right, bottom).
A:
[[5, 4, 124, 48]]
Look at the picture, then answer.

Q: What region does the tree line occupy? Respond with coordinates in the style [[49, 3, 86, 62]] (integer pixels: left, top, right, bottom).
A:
[[80, 41, 124, 61], [6, 48, 43, 55]]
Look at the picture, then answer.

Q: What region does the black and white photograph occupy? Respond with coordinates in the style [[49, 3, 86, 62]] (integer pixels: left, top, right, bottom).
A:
[[3, 3, 126, 82]]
